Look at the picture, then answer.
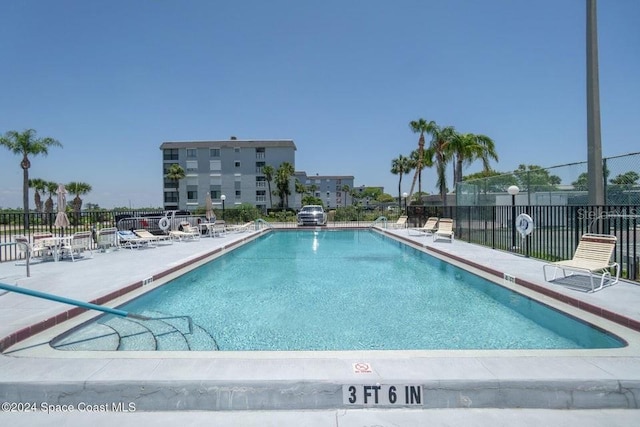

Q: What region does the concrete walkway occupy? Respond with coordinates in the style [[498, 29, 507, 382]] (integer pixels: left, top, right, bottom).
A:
[[1, 226, 640, 425]]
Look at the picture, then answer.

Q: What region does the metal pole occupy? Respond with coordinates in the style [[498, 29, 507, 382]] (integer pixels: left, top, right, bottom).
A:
[[511, 194, 516, 250]]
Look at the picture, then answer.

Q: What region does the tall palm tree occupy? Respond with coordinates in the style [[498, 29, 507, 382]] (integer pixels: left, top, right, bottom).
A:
[[275, 162, 295, 208], [391, 154, 411, 210], [341, 184, 351, 207], [424, 124, 456, 207], [407, 119, 436, 201], [165, 164, 185, 208], [262, 164, 275, 209], [66, 181, 93, 215], [0, 129, 62, 229], [28, 178, 47, 214], [449, 132, 498, 185]]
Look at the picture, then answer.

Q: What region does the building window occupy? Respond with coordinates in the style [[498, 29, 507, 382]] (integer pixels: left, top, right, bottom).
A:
[[235, 161, 241, 168], [209, 160, 221, 171], [186, 160, 198, 173], [235, 190, 241, 198], [164, 191, 178, 203], [210, 148, 220, 158], [186, 185, 198, 201], [209, 187, 221, 199], [234, 147, 240, 153], [256, 147, 265, 159], [163, 149, 178, 161], [186, 148, 197, 159]]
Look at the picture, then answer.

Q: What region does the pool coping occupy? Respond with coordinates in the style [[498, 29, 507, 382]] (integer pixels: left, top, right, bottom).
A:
[[1, 226, 640, 411]]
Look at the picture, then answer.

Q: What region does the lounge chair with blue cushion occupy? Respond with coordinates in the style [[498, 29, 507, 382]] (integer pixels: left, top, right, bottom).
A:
[[117, 230, 154, 249]]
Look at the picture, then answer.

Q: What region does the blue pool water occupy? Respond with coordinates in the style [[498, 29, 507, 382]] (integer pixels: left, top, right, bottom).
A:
[[54, 230, 624, 351]]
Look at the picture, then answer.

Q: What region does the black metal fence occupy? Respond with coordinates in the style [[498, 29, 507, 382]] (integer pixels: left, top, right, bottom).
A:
[[0, 210, 161, 262], [3, 206, 639, 282], [408, 204, 640, 282]]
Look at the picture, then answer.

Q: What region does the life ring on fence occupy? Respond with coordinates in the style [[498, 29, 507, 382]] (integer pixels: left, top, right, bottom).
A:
[[515, 213, 534, 237], [158, 216, 171, 231]]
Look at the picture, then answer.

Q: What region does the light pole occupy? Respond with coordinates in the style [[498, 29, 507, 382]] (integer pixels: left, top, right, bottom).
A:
[[507, 185, 520, 251], [402, 192, 408, 215], [221, 194, 226, 220]]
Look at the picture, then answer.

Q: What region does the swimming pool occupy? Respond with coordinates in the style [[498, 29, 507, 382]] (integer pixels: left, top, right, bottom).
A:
[[52, 229, 624, 351]]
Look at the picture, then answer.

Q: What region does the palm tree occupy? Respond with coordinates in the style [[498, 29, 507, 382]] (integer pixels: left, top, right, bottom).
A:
[[424, 124, 456, 207], [43, 181, 58, 225], [165, 164, 185, 208], [341, 184, 351, 207], [407, 119, 436, 201], [28, 178, 47, 214], [0, 129, 62, 229], [449, 132, 498, 185], [66, 181, 93, 216], [275, 162, 295, 208], [391, 154, 411, 210], [262, 164, 275, 209]]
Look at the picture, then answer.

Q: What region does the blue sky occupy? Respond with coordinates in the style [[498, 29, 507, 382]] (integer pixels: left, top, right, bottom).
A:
[[1, 0, 638, 209]]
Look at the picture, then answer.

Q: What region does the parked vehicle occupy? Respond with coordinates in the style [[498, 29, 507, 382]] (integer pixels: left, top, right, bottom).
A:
[[297, 205, 327, 226]]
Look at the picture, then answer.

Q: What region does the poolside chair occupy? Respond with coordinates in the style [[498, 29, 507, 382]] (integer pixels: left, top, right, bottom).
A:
[[388, 215, 408, 229], [433, 218, 455, 242], [225, 221, 255, 233], [14, 235, 50, 263], [96, 227, 119, 252], [117, 230, 154, 249], [60, 231, 93, 262], [408, 217, 439, 236], [169, 221, 201, 241], [134, 229, 173, 245], [543, 233, 620, 293]]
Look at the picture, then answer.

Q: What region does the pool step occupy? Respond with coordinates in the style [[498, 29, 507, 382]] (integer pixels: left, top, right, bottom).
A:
[[51, 311, 218, 351]]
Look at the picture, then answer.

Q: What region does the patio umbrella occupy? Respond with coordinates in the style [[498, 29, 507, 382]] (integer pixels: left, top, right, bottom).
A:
[[205, 192, 215, 222], [54, 184, 70, 229]]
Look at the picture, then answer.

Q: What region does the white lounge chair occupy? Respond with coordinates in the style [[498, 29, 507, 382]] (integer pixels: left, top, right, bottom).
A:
[[60, 231, 93, 262], [134, 229, 173, 245], [96, 227, 119, 252], [433, 218, 454, 242], [169, 221, 201, 241], [543, 233, 620, 292], [408, 217, 439, 236], [225, 221, 255, 233], [388, 215, 408, 229]]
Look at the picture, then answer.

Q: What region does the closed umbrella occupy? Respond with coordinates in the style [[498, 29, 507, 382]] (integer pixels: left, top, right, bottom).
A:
[[54, 184, 70, 229], [205, 192, 215, 222]]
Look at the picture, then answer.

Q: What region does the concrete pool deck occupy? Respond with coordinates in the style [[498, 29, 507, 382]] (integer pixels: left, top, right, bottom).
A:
[[1, 225, 640, 425]]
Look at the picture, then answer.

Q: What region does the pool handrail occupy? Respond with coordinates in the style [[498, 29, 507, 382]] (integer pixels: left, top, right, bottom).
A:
[[1, 242, 30, 277], [255, 218, 272, 229], [0, 282, 150, 320], [370, 216, 388, 228]]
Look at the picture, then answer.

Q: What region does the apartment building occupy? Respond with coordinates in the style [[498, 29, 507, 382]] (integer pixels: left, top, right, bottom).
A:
[[160, 138, 296, 212], [293, 172, 355, 209]]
